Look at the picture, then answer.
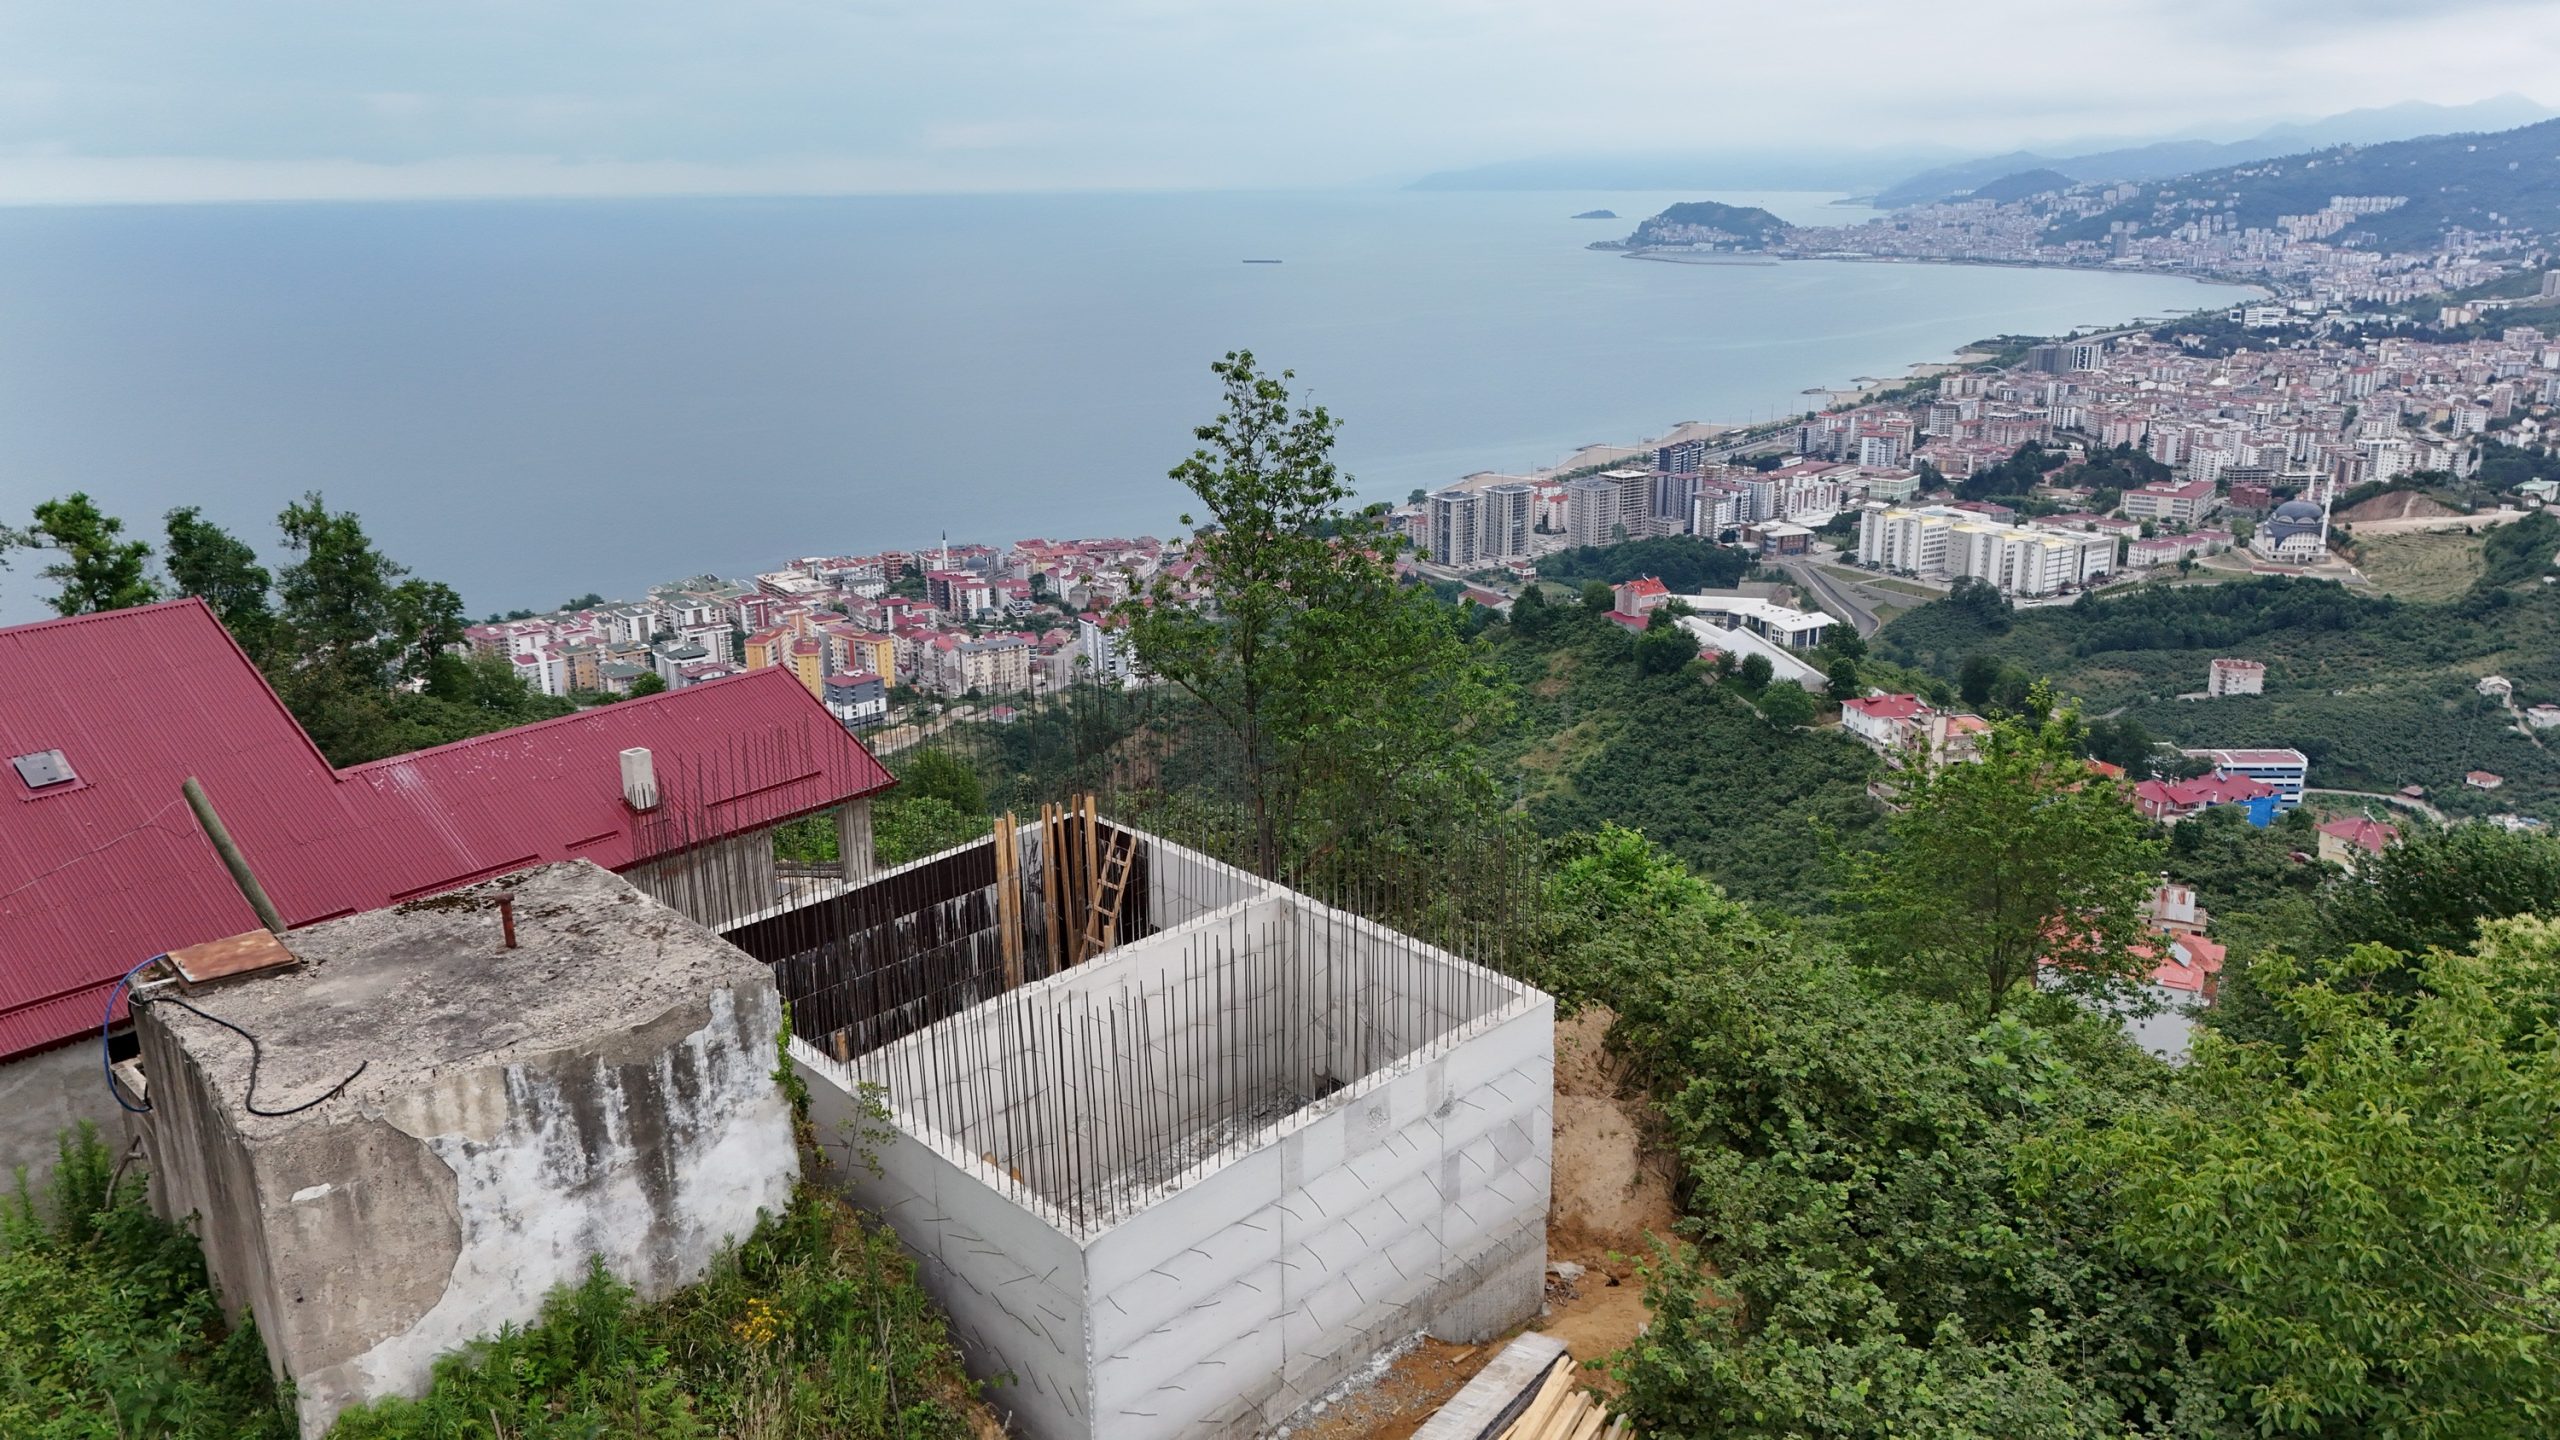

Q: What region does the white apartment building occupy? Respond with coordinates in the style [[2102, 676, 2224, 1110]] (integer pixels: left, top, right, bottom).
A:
[[2207, 657, 2266, 697], [1476, 482, 1538, 560], [1858, 504, 2115, 597], [1566, 469, 1652, 548], [1426, 489, 1482, 568]]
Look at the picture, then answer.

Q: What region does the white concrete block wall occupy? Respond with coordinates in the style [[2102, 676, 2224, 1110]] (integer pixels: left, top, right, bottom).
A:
[[793, 872, 1553, 1440]]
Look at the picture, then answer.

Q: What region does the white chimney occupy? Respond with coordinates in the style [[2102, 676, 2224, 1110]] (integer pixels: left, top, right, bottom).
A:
[[620, 747, 660, 811]]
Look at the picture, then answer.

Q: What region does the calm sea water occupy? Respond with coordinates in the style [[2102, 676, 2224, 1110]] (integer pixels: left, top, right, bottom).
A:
[[0, 190, 2248, 620]]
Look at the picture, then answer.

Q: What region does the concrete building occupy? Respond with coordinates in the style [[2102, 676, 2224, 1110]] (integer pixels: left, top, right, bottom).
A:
[[2207, 658, 2267, 697], [2122, 480, 2222, 527], [1476, 482, 1538, 560], [823, 670, 889, 726], [133, 862, 799, 1436], [787, 828, 1552, 1440], [1426, 488, 1483, 569], [1564, 468, 1652, 548], [1674, 593, 1835, 648], [2182, 747, 2310, 810], [1858, 503, 2113, 596]]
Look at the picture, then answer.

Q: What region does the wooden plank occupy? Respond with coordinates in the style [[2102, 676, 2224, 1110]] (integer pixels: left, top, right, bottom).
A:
[[994, 813, 1023, 989], [1562, 1400, 1609, 1440], [1040, 803, 1066, 975], [1497, 1361, 1573, 1440], [1080, 795, 1099, 963]]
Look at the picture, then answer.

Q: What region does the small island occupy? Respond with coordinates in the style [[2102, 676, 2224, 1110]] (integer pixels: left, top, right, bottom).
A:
[[1571, 209, 1618, 220], [1591, 199, 1794, 253]]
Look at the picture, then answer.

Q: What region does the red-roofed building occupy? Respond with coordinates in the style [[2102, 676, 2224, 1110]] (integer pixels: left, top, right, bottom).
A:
[[0, 599, 897, 1175], [1612, 576, 1670, 616], [2132, 770, 2279, 825], [1840, 693, 1933, 752], [2317, 815, 2399, 867]]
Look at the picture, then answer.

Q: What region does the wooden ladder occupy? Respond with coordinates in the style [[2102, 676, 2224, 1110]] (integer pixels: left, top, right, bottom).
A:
[[1080, 823, 1138, 962]]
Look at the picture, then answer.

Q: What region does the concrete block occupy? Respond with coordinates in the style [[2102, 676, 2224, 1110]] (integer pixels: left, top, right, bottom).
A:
[[135, 862, 797, 1438]]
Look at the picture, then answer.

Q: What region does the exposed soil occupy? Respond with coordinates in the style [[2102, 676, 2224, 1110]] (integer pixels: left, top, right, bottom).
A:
[[2340, 489, 2459, 523], [1290, 1008, 1678, 1438]]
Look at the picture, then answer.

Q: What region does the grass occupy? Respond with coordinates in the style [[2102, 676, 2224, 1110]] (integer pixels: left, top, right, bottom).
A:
[[1, 1126, 296, 1440], [2352, 531, 2489, 603], [6, 1080, 986, 1440]]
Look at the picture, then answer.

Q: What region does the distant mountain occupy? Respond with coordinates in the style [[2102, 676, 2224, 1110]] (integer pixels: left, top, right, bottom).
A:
[[1871, 94, 2557, 207], [1611, 201, 1793, 251], [1968, 168, 2074, 203], [2042, 117, 2560, 251], [1405, 148, 1957, 193]]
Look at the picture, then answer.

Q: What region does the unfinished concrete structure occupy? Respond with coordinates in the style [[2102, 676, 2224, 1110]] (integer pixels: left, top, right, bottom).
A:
[[133, 861, 798, 1438], [783, 827, 1553, 1440]]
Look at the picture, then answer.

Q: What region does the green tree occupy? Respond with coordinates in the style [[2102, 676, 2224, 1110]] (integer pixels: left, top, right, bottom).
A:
[[273, 493, 464, 688], [25, 493, 157, 616], [163, 507, 274, 655], [628, 671, 668, 696], [1822, 651, 1861, 696], [1843, 706, 2163, 1015], [1756, 680, 1815, 729], [1737, 652, 1773, 693], [1957, 652, 2001, 707], [1635, 624, 1696, 676], [1122, 352, 1504, 880], [896, 748, 985, 816], [2034, 924, 2560, 1438], [1580, 580, 1616, 613]]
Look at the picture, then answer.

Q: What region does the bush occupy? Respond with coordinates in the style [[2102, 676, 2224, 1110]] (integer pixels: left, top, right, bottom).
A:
[[0, 1126, 295, 1440], [330, 1186, 977, 1439]]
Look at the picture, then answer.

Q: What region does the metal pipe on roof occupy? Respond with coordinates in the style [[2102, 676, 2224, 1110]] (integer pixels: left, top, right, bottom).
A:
[[182, 776, 288, 935]]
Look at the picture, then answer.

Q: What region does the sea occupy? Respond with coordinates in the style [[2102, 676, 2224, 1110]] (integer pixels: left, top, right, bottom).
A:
[[0, 189, 2254, 621]]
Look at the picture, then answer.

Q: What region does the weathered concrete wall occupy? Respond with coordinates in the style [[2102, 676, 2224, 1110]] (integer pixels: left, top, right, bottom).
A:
[[626, 828, 783, 930], [0, 1039, 127, 1191], [135, 863, 801, 1438]]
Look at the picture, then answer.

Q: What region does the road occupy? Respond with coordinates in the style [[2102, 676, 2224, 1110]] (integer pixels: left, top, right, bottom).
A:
[[1770, 552, 1941, 638], [2304, 787, 2445, 824]]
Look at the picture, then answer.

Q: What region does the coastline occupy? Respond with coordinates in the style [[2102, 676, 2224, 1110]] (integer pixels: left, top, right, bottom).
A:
[[1429, 255, 2255, 497]]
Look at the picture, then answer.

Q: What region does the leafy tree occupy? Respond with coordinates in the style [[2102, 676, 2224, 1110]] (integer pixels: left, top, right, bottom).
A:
[[1736, 652, 1773, 693], [2079, 715, 2158, 776], [1635, 623, 1696, 676], [1756, 680, 1815, 729], [1842, 705, 2163, 1015], [1944, 576, 2012, 632], [2034, 925, 2560, 1438], [628, 671, 668, 696], [2317, 821, 2560, 967], [562, 591, 605, 610], [1122, 352, 1504, 880], [1822, 652, 1861, 696], [25, 493, 156, 616], [1956, 652, 2000, 706], [164, 507, 274, 654], [1580, 580, 1616, 613], [273, 493, 465, 689], [896, 748, 986, 816]]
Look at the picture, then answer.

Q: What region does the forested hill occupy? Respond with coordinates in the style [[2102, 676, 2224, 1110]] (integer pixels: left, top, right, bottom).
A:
[[1613, 200, 1793, 250], [1875, 514, 2560, 820], [2046, 116, 2560, 251]]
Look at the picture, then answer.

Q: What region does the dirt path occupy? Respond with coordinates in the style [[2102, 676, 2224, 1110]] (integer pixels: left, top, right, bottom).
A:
[[1292, 1008, 1677, 1439]]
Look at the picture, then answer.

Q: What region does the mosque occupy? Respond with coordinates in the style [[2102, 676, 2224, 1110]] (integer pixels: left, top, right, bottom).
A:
[[2251, 496, 2332, 564]]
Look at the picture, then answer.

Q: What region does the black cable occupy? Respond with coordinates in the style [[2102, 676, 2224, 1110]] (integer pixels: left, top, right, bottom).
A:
[[131, 994, 368, 1118]]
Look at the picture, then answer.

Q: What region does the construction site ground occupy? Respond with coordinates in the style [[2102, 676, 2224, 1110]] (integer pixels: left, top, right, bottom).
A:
[[1288, 1008, 1679, 1439]]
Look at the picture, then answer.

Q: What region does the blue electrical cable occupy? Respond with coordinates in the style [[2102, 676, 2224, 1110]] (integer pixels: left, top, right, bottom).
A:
[[103, 955, 164, 1114]]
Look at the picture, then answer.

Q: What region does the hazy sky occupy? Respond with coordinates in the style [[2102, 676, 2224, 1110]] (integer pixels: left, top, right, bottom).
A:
[[1, 0, 2555, 201]]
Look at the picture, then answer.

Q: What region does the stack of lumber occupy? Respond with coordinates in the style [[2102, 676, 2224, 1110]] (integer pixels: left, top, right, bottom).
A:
[[1410, 1332, 1632, 1440], [1494, 1356, 1625, 1440]]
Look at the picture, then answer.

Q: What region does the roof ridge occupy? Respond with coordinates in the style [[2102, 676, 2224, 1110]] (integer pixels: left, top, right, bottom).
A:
[[0, 594, 212, 637], [334, 667, 794, 774]]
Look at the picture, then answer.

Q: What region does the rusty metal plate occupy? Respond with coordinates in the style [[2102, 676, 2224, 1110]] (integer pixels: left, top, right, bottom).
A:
[[168, 929, 297, 986]]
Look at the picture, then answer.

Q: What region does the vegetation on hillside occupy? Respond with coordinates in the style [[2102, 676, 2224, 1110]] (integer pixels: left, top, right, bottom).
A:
[[1, 1127, 294, 1440], [1877, 533, 2560, 819], [1617, 200, 1793, 250], [1535, 535, 1754, 593]]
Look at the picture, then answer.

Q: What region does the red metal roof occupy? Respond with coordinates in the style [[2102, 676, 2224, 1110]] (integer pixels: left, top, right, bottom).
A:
[[0, 599, 894, 1061]]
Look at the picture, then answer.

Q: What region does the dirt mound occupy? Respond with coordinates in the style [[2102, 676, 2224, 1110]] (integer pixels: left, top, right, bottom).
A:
[[2341, 489, 2460, 523]]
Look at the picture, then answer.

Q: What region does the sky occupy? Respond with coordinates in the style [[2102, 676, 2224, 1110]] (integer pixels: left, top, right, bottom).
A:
[[0, 0, 2556, 202]]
